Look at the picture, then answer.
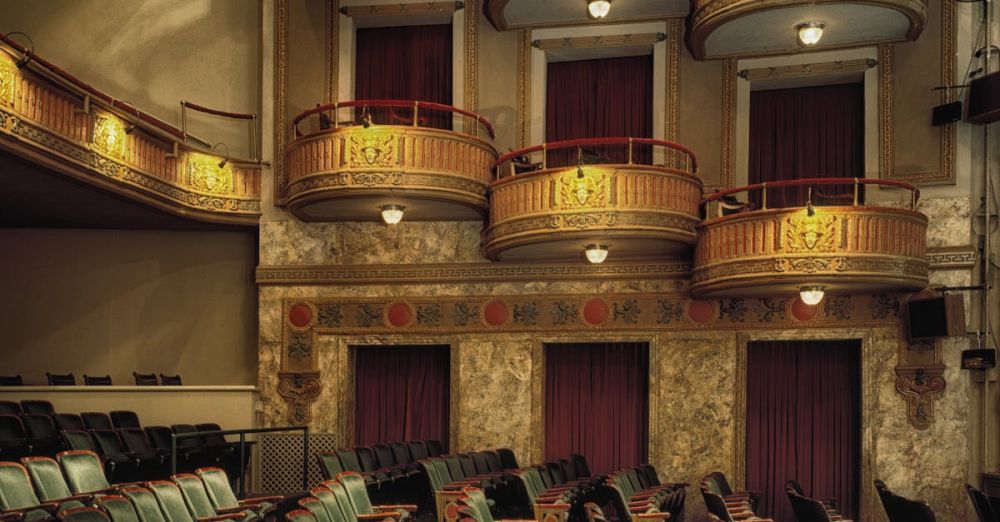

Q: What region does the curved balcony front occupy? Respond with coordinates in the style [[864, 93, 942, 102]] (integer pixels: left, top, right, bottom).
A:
[[692, 178, 928, 298], [483, 138, 703, 263], [284, 100, 497, 222]]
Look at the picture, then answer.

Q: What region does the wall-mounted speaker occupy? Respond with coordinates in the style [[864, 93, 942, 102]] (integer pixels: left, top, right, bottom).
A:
[[962, 349, 996, 370], [906, 294, 966, 341], [967, 71, 1000, 124], [933, 101, 963, 126]]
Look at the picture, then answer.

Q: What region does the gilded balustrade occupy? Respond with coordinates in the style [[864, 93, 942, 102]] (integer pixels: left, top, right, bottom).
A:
[[0, 35, 261, 225], [284, 100, 497, 222], [483, 138, 703, 262], [692, 178, 929, 297]]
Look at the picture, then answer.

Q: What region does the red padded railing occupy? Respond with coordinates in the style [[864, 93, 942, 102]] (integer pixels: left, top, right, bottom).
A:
[[495, 137, 698, 177], [703, 177, 920, 209], [292, 99, 495, 139]]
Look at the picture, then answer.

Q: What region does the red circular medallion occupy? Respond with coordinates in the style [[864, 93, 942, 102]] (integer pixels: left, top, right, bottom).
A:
[[483, 301, 509, 326], [687, 300, 716, 324], [583, 298, 610, 325], [288, 303, 312, 328], [387, 302, 412, 327], [791, 297, 819, 322]]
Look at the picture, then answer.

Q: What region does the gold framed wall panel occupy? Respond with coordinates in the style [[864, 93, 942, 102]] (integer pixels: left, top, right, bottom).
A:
[[274, 0, 289, 205], [516, 29, 531, 148], [464, 0, 479, 116], [715, 58, 737, 191], [326, 0, 340, 105]]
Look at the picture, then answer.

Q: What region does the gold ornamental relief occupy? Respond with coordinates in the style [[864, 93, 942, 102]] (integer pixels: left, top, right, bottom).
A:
[[349, 132, 396, 168], [782, 214, 839, 253], [0, 62, 13, 107], [188, 153, 234, 194], [92, 113, 128, 159], [559, 169, 609, 210]]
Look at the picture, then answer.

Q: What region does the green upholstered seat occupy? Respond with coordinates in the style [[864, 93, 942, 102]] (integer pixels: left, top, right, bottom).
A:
[[284, 510, 316, 522], [297, 498, 332, 522], [22, 457, 79, 504], [57, 451, 112, 495], [461, 488, 494, 522], [173, 473, 257, 522], [121, 487, 167, 522], [0, 462, 59, 522], [337, 472, 414, 520], [147, 481, 197, 522], [58, 507, 111, 522], [195, 467, 278, 517], [310, 488, 346, 522], [317, 454, 345, 481], [322, 481, 398, 522], [96, 495, 141, 522]]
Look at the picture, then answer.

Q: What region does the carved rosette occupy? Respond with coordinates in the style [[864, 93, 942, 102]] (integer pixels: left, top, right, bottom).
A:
[[277, 371, 322, 426], [895, 366, 946, 430]]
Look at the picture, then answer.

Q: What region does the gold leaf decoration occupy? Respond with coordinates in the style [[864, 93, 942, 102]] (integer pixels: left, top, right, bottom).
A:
[[349, 132, 395, 168], [782, 215, 839, 253], [92, 113, 127, 159], [559, 169, 608, 209], [188, 153, 234, 194]]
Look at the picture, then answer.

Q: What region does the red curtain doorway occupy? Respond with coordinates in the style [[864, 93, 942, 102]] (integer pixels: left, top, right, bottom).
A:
[[354, 345, 450, 448], [745, 340, 861, 522], [544, 342, 649, 475]]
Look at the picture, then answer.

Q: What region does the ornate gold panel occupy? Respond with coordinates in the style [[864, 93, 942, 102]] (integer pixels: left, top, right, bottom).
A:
[[92, 113, 128, 160], [0, 60, 14, 108]]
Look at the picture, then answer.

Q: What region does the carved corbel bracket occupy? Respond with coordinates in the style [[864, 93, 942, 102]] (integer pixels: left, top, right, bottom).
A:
[[895, 365, 946, 430], [277, 371, 321, 426]]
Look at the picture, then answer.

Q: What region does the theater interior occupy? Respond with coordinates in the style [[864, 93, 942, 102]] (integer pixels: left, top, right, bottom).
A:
[[0, 1, 999, 521]]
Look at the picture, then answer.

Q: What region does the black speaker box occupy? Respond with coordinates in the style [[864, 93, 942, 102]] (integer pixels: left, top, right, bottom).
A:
[[962, 349, 996, 370], [933, 101, 963, 126], [906, 294, 966, 341], [967, 71, 1000, 124]]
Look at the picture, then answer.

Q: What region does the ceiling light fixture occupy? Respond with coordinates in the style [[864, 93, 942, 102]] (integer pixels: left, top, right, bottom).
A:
[[799, 285, 826, 305], [796, 21, 825, 46], [585, 243, 609, 264], [587, 0, 611, 19], [380, 204, 405, 225]]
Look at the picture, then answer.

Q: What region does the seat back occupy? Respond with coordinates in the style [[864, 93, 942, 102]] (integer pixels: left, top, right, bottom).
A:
[[144, 427, 173, 450], [92, 430, 128, 455], [22, 456, 74, 501], [46, 373, 76, 386], [84, 375, 113, 386], [786, 488, 832, 522], [298, 497, 333, 522], [195, 467, 239, 511], [172, 474, 217, 519], [426, 440, 445, 457], [419, 460, 444, 491], [193, 423, 227, 446], [159, 375, 182, 386], [334, 449, 363, 473], [496, 449, 518, 470], [20, 400, 55, 416], [710, 471, 734, 496], [82, 413, 114, 431], [133, 373, 158, 386], [97, 495, 142, 522], [0, 401, 21, 415], [372, 444, 396, 469], [147, 480, 196, 522], [407, 441, 429, 461], [123, 486, 168, 522], [0, 375, 23, 387], [56, 414, 87, 432], [110, 411, 141, 430], [336, 471, 374, 515], [311, 487, 348, 522], [57, 449, 111, 494], [317, 452, 344, 480], [457, 454, 478, 478], [431, 458, 453, 485], [323, 481, 357, 520], [547, 462, 566, 485], [460, 488, 494, 522], [702, 490, 735, 522], [63, 430, 99, 452], [353, 447, 379, 472], [0, 414, 27, 443], [0, 461, 42, 511], [390, 442, 412, 465], [470, 452, 490, 475], [22, 413, 58, 440], [482, 451, 503, 473], [58, 506, 111, 522], [967, 484, 999, 522], [445, 456, 465, 480], [119, 428, 155, 453], [286, 509, 317, 522], [170, 425, 202, 449]]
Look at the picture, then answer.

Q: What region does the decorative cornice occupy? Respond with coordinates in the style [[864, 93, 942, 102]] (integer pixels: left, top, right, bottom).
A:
[[531, 33, 666, 51], [926, 246, 977, 269], [340, 2, 463, 17], [737, 58, 877, 82]]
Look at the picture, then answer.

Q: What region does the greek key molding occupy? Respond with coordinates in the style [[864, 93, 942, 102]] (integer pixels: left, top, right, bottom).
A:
[[926, 246, 977, 269]]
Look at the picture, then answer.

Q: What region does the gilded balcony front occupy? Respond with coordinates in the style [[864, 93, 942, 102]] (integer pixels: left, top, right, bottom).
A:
[[692, 179, 929, 297], [284, 101, 497, 222], [483, 138, 703, 263]]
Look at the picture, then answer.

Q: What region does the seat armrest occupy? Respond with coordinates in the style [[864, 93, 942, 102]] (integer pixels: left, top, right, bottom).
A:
[[633, 513, 669, 521], [56, 495, 95, 505], [199, 515, 244, 522], [215, 507, 252, 515], [376, 505, 418, 512], [356, 513, 401, 522], [243, 496, 282, 504]]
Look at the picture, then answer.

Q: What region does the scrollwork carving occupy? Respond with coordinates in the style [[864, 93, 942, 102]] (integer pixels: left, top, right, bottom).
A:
[[895, 366, 946, 430], [277, 371, 322, 426]]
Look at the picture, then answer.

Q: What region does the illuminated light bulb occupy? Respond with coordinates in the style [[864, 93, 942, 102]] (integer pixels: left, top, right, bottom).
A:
[[380, 204, 405, 225], [799, 285, 826, 305], [796, 21, 825, 46], [585, 243, 609, 264], [587, 0, 611, 19]]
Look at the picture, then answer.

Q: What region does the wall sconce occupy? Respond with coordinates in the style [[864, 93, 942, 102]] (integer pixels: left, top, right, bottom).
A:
[[121, 101, 141, 135], [380, 204, 405, 225], [587, 0, 611, 19], [799, 285, 826, 305], [796, 21, 825, 46], [585, 243, 609, 264], [211, 143, 230, 168], [5, 32, 34, 69]]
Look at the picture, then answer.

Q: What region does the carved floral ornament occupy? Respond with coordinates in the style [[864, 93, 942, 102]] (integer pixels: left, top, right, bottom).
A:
[[0, 60, 14, 107], [559, 169, 608, 209], [349, 132, 396, 168], [782, 214, 839, 253], [92, 113, 128, 159], [188, 153, 234, 194]]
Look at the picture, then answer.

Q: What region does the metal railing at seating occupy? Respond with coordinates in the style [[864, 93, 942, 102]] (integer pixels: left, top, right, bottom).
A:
[[495, 137, 699, 178], [291, 99, 496, 140], [171, 425, 309, 497], [702, 177, 921, 210]]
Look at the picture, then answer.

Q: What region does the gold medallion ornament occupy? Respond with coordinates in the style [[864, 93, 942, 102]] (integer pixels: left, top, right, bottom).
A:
[[782, 214, 839, 253], [188, 153, 233, 194], [92, 113, 127, 159], [349, 132, 395, 168], [559, 169, 608, 209]]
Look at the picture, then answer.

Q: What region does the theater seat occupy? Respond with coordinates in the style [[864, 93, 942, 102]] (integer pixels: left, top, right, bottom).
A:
[[46, 374, 75, 386], [21, 457, 92, 505], [83, 375, 112, 386], [496, 449, 518, 471], [132, 374, 158, 386], [55, 415, 86, 433], [95, 495, 143, 522], [0, 402, 21, 416], [317, 453, 345, 481], [110, 412, 141, 431], [426, 441, 445, 458], [0, 416, 30, 462], [82, 413, 114, 431], [0, 376, 23, 387], [19, 402, 54, 417], [196, 467, 281, 518], [147, 480, 243, 522], [58, 506, 111, 522], [338, 472, 416, 520], [0, 461, 85, 521], [21, 414, 62, 457], [159, 375, 182, 386], [122, 487, 168, 522], [56, 450, 121, 495], [173, 473, 258, 521]]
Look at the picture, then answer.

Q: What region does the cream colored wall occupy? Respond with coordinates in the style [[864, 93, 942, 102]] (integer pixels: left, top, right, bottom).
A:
[[0, 229, 258, 385], [0, 0, 262, 158]]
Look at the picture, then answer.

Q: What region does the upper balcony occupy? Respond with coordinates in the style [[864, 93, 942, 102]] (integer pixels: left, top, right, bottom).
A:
[[483, 138, 703, 263], [692, 178, 928, 299], [284, 100, 497, 222]]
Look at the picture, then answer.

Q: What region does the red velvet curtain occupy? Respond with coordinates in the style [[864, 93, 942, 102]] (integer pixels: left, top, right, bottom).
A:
[[544, 343, 649, 475], [746, 340, 860, 522], [749, 83, 864, 208], [355, 24, 452, 129], [355, 345, 450, 448], [546, 56, 653, 167]]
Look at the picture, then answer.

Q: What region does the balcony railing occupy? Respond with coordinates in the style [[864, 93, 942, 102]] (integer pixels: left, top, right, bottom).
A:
[[693, 178, 928, 297], [284, 99, 497, 222], [483, 137, 703, 262]]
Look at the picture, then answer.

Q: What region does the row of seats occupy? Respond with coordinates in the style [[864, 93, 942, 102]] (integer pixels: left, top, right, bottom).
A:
[[0, 374, 183, 386], [604, 466, 686, 521], [700, 472, 768, 522], [292, 471, 417, 522], [317, 440, 448, 506], [785, 481, 851, 522], [875, 480, 935, 522], [0, 401, 244, 482]]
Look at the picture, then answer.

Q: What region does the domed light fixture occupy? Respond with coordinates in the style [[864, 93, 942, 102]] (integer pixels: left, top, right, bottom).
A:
[[799, 285, 826, 305], [587, 0, 612, 19], [380, 204, 405, 225], [796, 21, 825, 46], [585, 243, 609, 264]]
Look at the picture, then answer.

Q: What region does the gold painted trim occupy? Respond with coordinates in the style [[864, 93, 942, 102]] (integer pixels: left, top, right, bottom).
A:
[[464, 0, 479, 117], [715, 57, 737, 192], [340, 2, 461, 17], [666, 20, 681, 149], [738, 58, 877, 82], [274, 0, 289, 205], [503, 14, 688, 32], [879, 43, 894, 182], [531, 33, 665, 51], [326, 0, 340, 105], [516, 29, 531, 148]]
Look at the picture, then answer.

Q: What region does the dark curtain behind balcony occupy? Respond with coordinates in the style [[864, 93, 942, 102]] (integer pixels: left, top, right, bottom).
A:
[[355, 24, 452, 129], [545, 342, 649, 475], [746, 340, 861, 522], [546, 55, 653, 167], [355, 345, 450, 448], [749, 83, 864, 208]]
